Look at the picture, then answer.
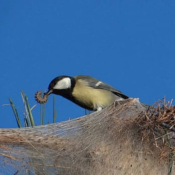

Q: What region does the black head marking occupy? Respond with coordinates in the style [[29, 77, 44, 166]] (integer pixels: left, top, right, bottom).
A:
[[47, 75, 75, 95]]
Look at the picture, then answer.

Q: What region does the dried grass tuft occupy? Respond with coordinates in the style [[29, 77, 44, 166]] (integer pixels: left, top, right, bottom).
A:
[[135, 99, 175, 162]]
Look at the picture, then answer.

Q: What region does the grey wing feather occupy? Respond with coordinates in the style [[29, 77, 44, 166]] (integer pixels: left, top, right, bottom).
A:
[[75, 75, 128, 99]]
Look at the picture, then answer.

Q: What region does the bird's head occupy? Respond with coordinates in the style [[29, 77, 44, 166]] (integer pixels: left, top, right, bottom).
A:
[[44, 76, 75, 96]]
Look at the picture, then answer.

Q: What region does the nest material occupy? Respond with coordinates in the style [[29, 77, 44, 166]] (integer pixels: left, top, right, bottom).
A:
[[0, 98, 175, 175], [35, 91, 48, 104], [135, 99, 175, 160]]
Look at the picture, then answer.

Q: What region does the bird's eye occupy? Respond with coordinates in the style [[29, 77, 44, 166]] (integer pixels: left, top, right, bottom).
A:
[[49, 82, 56, 89]]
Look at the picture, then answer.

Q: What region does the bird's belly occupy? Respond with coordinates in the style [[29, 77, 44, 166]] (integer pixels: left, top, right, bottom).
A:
[[72, 87, 116, 110]]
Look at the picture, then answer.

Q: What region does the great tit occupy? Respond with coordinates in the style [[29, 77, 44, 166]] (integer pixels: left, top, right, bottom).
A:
[[42, 75, 128, 111]]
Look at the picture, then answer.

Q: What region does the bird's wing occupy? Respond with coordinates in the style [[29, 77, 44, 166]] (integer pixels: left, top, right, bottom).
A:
[[75, 75, 128, 99]]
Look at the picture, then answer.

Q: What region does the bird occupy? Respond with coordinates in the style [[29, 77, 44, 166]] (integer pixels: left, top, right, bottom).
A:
[[44, 75, 129, 111]]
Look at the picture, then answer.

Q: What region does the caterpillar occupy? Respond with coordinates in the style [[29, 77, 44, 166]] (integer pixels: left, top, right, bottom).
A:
[[35, 91, 48, 104]]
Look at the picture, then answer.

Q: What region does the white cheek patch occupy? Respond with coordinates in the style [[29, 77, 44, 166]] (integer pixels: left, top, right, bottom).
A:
[[54, 78, 71, 89]]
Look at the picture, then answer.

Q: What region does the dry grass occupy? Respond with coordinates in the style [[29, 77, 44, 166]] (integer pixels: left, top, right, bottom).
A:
[[135, 99, 175, 161], [0, 98, 174, 175]]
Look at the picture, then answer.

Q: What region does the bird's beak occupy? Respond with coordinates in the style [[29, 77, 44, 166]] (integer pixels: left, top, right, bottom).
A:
[[44, 89, 53, 96]]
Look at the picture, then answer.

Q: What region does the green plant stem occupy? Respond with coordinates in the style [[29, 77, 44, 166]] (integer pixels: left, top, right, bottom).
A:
[[9, 98, 21, 128]]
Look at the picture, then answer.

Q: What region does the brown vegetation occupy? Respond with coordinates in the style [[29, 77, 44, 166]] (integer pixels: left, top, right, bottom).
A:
[[0, 99, 174, 175]]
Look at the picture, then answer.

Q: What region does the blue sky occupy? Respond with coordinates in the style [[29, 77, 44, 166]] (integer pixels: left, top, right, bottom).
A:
[[0, 1, 175, 128]]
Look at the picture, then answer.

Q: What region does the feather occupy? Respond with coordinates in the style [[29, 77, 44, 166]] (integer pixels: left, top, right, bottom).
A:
[[74, 75, 128, 99]]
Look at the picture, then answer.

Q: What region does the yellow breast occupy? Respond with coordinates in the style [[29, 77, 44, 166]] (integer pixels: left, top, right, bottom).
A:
[[72, 79, 116, 110]]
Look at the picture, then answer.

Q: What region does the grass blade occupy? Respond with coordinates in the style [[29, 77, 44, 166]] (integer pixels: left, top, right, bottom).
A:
[[25, 94, 35, 127], [24, 117, 29, 127], [9, 98, 21, 128], [40, 104, 46, 125], [21, 91, 31, 127], [53, 95, 57, 123], [21, 91, 35, 127]]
